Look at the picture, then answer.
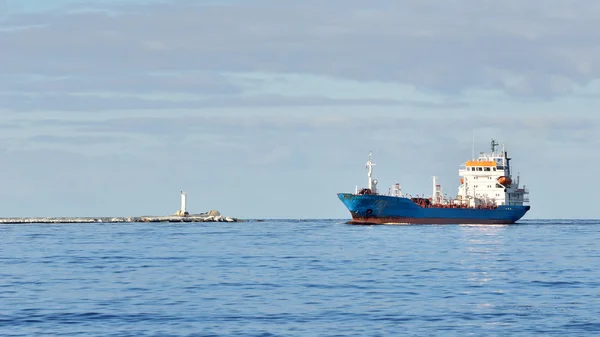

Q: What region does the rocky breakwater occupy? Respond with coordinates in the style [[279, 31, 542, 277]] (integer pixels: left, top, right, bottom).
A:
[[0, 211, 240, 224]]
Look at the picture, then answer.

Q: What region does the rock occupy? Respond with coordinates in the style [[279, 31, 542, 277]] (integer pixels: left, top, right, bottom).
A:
[[207, 210, 221, 216], [0, 213, 241, 224], [174, 210, 189, 217]]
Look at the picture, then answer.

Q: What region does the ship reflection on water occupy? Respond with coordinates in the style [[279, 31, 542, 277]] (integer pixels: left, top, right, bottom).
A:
[[459, 224, 509, 287], [460, 223, 508, 255]]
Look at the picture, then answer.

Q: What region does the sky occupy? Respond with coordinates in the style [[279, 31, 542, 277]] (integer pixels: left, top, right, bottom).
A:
[[0, 0, 599, 219]]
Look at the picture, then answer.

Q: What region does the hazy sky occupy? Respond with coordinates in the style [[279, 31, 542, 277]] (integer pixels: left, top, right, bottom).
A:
[[1, 0, 598, 219]]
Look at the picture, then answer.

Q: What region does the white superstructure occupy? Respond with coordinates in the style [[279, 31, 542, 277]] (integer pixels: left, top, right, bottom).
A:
[[359, 140, 529, 209], [457, 139, 529, 207]]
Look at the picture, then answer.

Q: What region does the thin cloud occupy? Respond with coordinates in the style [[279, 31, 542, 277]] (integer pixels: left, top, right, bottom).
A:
[[0, 72, 243, 95], [23, 115, 599, 145], [29, 134, 128, 145], [0, 92, 461, 111]]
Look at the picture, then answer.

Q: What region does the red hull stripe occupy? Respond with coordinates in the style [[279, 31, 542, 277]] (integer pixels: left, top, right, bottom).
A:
[[349, 216, 514, 225]]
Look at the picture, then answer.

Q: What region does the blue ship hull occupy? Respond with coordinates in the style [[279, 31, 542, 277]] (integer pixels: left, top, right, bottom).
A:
[[338, 193, 530, 225]]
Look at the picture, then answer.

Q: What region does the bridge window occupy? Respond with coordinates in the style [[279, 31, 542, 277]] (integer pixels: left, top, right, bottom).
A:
[[484, 167, 491, 171]]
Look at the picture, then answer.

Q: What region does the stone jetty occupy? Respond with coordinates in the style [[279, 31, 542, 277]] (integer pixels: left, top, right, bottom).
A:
[[0, 192, 240, 224], [0, 214, 240, 224]]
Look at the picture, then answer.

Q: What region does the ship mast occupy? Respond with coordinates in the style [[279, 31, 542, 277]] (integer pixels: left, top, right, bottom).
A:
[[366, 151, 377, 193], [491, 139, 499, 155], [505, 148, 512, 178]]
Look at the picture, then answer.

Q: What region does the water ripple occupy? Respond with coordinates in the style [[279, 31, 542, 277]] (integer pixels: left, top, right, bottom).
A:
[[1, 219, 599, 336]]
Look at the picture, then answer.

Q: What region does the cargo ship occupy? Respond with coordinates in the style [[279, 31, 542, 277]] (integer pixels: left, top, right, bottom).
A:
[[337, 139, 530, 224]]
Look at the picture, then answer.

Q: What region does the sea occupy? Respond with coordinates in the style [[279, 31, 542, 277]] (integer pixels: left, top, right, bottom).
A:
[[1, 219, 599, 337]]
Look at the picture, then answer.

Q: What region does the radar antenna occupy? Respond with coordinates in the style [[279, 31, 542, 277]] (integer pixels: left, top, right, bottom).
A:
[[491, 139, 499, 154]]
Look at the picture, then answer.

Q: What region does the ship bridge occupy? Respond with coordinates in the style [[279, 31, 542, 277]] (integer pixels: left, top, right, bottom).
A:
[[457, 139, 529, 207]]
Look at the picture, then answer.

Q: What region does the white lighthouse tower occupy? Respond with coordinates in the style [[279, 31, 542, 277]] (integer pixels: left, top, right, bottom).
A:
[[181, 191, 187, 214], [176, 191, 189, 216]]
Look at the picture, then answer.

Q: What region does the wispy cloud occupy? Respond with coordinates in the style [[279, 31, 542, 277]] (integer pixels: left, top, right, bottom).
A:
[[0, 92, 467, 111], [0, 72, 243, 95], [22, 114, 599, 148], [29, 134, 128, 145]]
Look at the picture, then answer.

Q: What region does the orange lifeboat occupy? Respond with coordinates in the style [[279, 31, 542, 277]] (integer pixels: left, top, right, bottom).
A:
[[460, 178, 464, 184], [497, 176, 512, 185]]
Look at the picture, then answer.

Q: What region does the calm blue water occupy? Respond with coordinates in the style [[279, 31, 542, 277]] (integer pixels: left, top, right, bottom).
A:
[[1, 219, 599, 336]]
